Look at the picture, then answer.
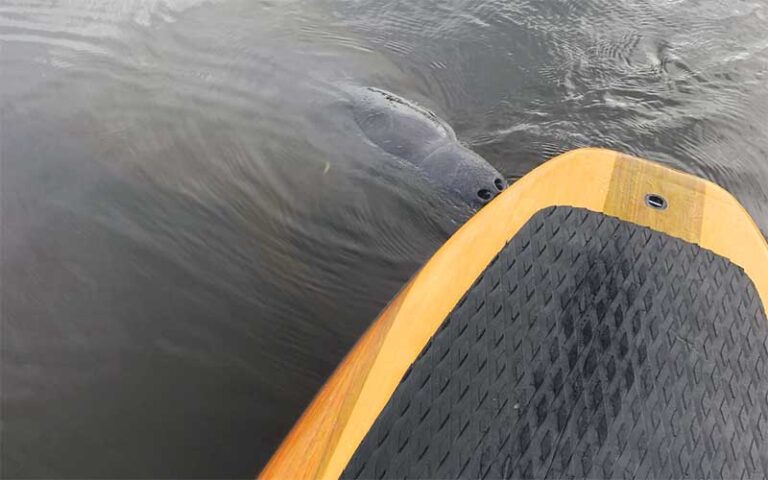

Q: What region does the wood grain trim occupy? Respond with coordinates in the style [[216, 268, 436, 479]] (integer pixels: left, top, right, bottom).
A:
[[700, 181, 768, 309], [605, 154, 705, 243], [259, 148, 768, 480], [259, 282, 411, 479]]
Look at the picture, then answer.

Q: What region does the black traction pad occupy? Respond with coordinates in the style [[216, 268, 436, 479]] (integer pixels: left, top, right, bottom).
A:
[[343, 206, 768, 479]]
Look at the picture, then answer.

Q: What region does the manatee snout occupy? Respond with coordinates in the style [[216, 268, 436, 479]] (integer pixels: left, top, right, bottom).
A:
[[349, 87, 507, 209], [420, 143, 507, 208]]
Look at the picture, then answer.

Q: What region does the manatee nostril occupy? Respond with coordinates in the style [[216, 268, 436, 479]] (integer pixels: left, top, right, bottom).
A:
[[477, 189, 493, 201], [494, 178, 505, 191]]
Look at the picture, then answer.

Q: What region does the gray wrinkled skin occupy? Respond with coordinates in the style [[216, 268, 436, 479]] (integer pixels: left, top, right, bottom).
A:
[[350, 87, 507, 208]]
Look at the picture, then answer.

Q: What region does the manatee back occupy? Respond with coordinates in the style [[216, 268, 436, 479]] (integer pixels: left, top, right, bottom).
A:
[[350, 87, 456, 163]]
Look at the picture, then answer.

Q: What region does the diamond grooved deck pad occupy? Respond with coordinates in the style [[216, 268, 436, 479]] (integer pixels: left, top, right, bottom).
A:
[[343, 206, 768, 479]]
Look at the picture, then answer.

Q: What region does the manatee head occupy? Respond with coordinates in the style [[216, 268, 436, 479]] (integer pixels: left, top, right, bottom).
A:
[[349, 87, 507, 209], [418, 142, 508, 208]]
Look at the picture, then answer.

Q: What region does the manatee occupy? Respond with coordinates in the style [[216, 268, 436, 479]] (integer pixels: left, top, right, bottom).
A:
[[349, 87, 507, 209]]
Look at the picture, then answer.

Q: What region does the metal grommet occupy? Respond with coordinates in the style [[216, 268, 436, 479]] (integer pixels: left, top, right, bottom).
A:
[[645, 193, 668, 210]]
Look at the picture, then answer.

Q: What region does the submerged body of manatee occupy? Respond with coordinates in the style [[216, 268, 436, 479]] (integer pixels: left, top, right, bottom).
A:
[[2, 0, 768, 477], [350, 87, 507, 207]]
